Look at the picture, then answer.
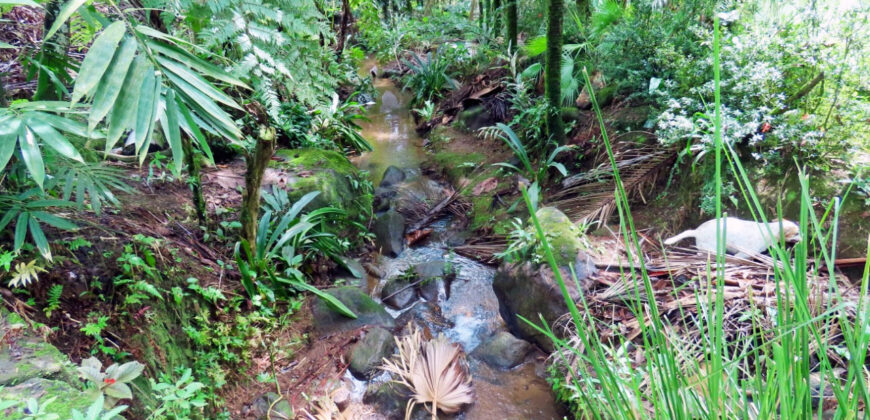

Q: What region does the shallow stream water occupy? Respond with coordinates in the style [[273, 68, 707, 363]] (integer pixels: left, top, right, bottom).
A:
[[345, 60, 564, 420]]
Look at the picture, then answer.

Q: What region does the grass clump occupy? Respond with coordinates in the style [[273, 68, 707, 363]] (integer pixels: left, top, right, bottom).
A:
[[523, 18, 870, 419]]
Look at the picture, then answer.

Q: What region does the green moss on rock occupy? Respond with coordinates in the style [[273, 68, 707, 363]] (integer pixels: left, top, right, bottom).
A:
[[272, 148, 373, 225], [531, 207, 584, 267]]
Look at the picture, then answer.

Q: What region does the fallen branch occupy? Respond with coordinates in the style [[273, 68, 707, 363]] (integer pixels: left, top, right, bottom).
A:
[[405, 191, 460, 234]]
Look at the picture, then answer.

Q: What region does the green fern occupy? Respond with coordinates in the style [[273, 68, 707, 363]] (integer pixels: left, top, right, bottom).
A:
[[44, 284, 63, 318]]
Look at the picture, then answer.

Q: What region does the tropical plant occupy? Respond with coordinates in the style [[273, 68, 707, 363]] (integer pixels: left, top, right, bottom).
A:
[[401, 46, 459, 105], [78, 357, 145, 409], [235, 190, 357, 318], [412, 100, 436, 122], [309, 93, 373, 152], [147, 368, 208, 419], [71, 395, 127, 420], [381, 327, 474, 420], [482, 123, 570, 183], [0, 188, 77, 259]]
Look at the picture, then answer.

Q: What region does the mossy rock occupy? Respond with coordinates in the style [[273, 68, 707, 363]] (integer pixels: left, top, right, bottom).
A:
[[1, 378, 95, 419], [431, 149, 485, 184], [530, 207, 583, 267], [311, 287, 395, 336], [0, 311, 76, 387], [271, 148, 373, 225]]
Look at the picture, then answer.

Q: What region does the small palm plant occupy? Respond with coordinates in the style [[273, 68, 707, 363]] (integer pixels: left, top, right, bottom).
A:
[[77, 357, 144, 409], [381, 328, 474, 420], [401, 46, 459, 105], [482, 123, 571, 183]]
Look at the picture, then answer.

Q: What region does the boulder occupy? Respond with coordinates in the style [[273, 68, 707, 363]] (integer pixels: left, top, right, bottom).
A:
[[413, 261, 454, 302], [471, 331, 532, 369], [363, 382, 407, 420], [249, 392, 293, 420], [373, 186, 398, 213], [0, 311, 72, 387], [267, 149, 372, 224], [348, 327, 396, 380], [374, 209, 405, 257], [455, 105, 495, 132], [492, 251, 597, 352], [311, 287, 395, 336], [380, 165, 407, 188], [532, 207, 584, 267], [0, 378, 95, 419], [381, 277, 417, 310]]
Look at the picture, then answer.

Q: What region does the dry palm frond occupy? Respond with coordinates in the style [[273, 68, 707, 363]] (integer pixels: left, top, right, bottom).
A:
[[381, 328, 474, 420], [453, 236, 510, 265], [547, 146, 676, 228]]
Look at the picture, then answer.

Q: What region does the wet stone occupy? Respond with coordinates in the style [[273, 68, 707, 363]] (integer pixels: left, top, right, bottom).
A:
[[363, 382, 407, 420], [348, 327, 396, 380], [311, 287, 395, 336], [381, 277, 417, 310], [373, 209, 405, 257], [414, 261, 453, 302], [471, 331, 532, 369], [380, 165, 407, 188], [249, 392, 293, 420]]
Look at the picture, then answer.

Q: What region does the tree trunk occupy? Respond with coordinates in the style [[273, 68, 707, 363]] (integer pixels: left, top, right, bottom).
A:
[[182, 135, 208, 227], [34, 0, 69, 101], [240, 126, 276, 256], [492, 0, 501, 29], [336, 0, 351, 60], [478, 0, 484, 27], [546, 0, 565, 143], [469, 0, 478, 21], [507, 0, 518, 49]]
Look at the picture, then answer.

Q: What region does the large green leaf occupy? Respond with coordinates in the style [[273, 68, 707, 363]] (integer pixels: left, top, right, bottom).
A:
[[0, 0, 41, 6], [13, 212, 28, 250], [71, 21, 126, 105], [28, 215, 51, 258], [106, 55, 149, 152], [25, 114, 84, 162], [0, 118, 22, 171], [167, 75, 243, 141], [43, 0, 90, 41], [145, 39, 248, 89], [89, 35, 138, 131], [157, 56, 242, 110], [176, 97, 213, 163], [293, 282, 357, 319], [161, 90, 183, 176], [28, 112, 103, 139], [18, 125, 45, 188], [133, 70, 157, 159]]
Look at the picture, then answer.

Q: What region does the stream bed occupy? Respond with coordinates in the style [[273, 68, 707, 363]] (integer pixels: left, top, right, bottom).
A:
[[343, 60, 565, 419]]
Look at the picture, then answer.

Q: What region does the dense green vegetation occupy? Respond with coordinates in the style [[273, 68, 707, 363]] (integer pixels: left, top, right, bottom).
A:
[[0, 0, 867, 419]]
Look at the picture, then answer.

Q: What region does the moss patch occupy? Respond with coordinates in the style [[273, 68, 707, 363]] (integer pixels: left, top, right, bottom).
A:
[[271, 148, 373, 227]]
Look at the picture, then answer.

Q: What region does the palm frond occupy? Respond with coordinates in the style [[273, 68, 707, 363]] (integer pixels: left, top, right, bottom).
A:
[[381, 328, 474, 419]]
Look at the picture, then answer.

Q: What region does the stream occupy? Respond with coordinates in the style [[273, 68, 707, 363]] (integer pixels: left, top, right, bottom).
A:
[[343, 60, 565, 419]]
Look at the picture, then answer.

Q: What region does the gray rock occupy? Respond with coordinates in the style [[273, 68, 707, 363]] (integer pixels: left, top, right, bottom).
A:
[[373, 209, 405, 257], [332, 380, 352, 411], [374, 186, 398, 213], [471, 331, 532, 369], [492, 251, 597, 352], [363, 382, 407, 420], [250, 392, 293, 420], [455, 105, 495, 132], [381, 277, 417, 310], [380, 165, 407, 188], [311, 287, 395, 336], [0, 314, 67, 386], [348, 327, 396, 380], [413, 261, 454, 302]]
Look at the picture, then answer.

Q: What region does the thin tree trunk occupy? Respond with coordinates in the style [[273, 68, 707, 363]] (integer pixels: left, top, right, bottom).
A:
[[469, 0, 478, 21], [336, 0, 351, 61], [507, 0, 518, 49], [181, 135, 208, 227], [0, 77, 7, 107], [34, 0, 69, 101], [492, 0, 501, 29], [546, 0, 565, 143], [240, 126, 276, 256]]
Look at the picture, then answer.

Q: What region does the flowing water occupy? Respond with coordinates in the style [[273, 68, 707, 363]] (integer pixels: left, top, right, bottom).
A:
[[346, 60, 565, 419]]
